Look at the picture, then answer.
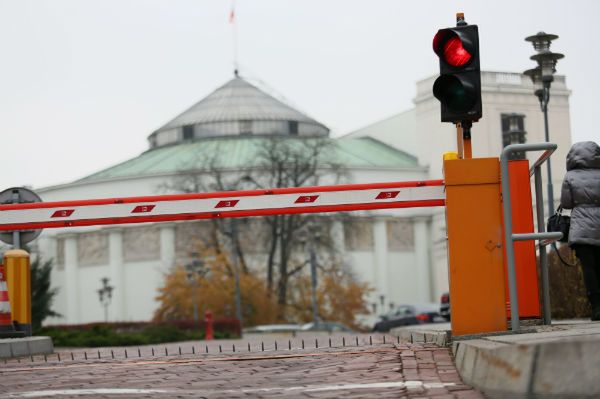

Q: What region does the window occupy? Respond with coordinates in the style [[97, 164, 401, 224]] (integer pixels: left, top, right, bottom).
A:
[[239, 120, 252, 135], [182, 125, 194, 140], [501, 113, 527, 160], [289, 120, 298, 135], [343, 219, 374, 251]]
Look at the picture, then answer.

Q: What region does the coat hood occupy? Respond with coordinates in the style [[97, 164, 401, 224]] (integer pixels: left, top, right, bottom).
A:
[[566, 141, 600, 171]]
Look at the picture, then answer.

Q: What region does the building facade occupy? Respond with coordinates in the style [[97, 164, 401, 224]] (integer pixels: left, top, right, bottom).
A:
[[33, 75, 438, 326], [24, 70, 572, 326]]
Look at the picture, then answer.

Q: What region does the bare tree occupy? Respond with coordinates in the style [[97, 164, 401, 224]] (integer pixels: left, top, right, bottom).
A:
[[162, 137, 349, 319]]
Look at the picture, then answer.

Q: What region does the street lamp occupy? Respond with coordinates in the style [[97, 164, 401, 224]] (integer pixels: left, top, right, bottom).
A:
[[97, 277, 114, 322], [225, 219, 243, 331], [186, 253, 206, 331], [524, 31, 564, 217], [298, 222, 322, 325]]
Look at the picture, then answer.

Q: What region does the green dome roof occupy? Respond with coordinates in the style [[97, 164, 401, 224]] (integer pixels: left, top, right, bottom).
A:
[[78, 136, 419, 183]]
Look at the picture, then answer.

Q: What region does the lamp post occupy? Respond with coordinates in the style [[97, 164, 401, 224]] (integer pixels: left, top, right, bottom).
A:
[[186, 253, 206, 331], [298, 223, 322, 325], [524, 31, 564, 217], [97, 277, 114, 322], [226, 219, 243, 331]]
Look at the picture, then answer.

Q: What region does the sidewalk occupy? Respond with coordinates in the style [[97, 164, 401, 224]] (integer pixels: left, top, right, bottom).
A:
[[0, 334, 486, 398], [391, 320, 600, 398]]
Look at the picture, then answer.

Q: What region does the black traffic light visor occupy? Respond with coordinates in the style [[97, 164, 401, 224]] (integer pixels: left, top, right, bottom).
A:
[[433, 29, 476, 68], [433, 75, 478, 112]]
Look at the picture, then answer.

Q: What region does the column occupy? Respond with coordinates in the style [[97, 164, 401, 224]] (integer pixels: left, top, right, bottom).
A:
[[414, 216, 433, 302], [331, 220, 345, 252], [373, 218, 388, 309], [64, 235, 79, 324], [37, 236, 56, 261], [160, 224, 176, 273], [108, 229, 125, 321]]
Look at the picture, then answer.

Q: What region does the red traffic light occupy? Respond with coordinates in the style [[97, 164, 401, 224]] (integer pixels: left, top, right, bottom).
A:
[[433, 29, 473, 67], [432, 23, 481, 123]]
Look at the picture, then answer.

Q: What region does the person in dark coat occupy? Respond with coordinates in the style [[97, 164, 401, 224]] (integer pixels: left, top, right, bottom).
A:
[[560, 141, 600, 320]]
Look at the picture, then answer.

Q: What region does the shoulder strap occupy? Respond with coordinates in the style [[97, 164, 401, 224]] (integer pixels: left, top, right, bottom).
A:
[[552, 243, 577, 267]]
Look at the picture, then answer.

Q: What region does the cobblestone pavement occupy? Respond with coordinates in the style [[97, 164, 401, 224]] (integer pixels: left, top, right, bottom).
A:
[[0, 334, 486, 398]]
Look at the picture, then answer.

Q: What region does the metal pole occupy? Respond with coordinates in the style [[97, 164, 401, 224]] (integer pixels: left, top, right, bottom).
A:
[[229, 219, 243, 331], [11, 190, 20, 249], [500, 148, 521, 332], [542, 84, 554, 217], [310, 246, 318, 325], [534, 166, 552, 325]]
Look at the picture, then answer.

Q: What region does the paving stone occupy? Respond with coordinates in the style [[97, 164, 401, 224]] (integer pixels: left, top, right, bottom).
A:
[[0, 334, 485, 398]]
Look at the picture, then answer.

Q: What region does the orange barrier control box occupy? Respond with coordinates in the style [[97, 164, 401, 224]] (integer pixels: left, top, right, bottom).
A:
[[444, 157, 507, 336], [503, 160, 541, 319]]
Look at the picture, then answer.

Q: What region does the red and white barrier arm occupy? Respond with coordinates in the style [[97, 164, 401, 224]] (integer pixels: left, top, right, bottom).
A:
[[0, 180, 445, 231]]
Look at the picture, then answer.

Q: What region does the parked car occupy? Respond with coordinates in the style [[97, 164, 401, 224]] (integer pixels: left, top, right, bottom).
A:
[[300, 321, 353, 333], [372, 303, 444, 332], [440, 292, 450, 321]]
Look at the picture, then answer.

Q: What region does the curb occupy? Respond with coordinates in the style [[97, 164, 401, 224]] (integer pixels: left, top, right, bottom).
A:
[[453, 336, 600, 398], [0, 336, 54, 358], [390, 327, 450, 346]]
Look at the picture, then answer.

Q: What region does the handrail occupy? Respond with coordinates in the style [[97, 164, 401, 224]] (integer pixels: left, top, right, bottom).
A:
[[500, 142, 559, 333], [512, 232, 562, 242], [529, 148, 556, 176]]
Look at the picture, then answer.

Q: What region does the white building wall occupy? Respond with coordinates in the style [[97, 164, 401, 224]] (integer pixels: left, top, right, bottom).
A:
[[36, 164, 435, 327]]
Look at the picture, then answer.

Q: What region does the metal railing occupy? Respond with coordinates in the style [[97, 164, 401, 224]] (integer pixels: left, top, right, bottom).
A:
[[501, 143, 562, 332]]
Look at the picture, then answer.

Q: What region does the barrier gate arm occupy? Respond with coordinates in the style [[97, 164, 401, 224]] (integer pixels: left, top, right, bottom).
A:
[[501, 143, 561, 332], [0, 180, 445, 232]]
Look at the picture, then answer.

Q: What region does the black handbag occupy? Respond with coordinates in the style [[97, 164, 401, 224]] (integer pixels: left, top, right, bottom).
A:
[[547, 206, 570, 243]]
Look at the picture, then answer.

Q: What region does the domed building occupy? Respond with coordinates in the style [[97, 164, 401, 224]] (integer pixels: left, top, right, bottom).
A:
[[35, 74, 436, 325]]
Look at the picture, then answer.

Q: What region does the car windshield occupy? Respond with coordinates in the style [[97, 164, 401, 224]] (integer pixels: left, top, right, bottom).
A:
[[385, 306, 414, 318]]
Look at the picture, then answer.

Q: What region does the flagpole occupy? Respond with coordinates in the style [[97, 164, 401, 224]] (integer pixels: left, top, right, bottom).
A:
[[230, 0, 238, 73]]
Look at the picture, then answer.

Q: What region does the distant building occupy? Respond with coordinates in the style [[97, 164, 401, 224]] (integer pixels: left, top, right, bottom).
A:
[[31, 70, 572, 326], [34, 74, 433, 326], [345, 71, 572, 297]]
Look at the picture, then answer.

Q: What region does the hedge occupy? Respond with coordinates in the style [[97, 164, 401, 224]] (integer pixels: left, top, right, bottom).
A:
[[37, 318, 241, 347]]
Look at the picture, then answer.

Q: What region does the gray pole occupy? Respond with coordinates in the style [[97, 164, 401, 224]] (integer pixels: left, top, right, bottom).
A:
[[310, 247, 318, 325], [229, 219, 243, 331], [501, 146, 522, 333], [11, 190, 21, 249], [542, 84, 554, 217], [534, 167, 552, 325]]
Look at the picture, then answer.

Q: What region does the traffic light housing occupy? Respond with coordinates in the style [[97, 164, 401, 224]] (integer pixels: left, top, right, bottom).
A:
[[433, 23, 481, 123]]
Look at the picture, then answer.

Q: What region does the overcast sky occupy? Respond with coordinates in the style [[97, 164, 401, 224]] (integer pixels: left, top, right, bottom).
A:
[[1, 0, 598, 190]]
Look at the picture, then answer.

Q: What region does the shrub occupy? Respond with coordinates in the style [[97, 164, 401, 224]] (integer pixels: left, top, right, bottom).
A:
[[37, 318, 238, 347]]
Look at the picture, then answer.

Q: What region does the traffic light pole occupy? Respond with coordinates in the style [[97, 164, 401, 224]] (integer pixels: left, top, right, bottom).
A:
[[456, 121, 473, 159]]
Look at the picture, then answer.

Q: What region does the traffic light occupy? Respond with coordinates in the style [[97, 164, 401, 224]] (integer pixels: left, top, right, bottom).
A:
[[432, 17, 481, 123]]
